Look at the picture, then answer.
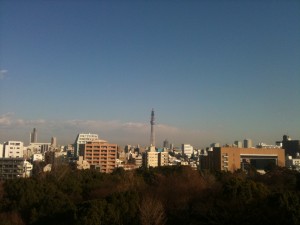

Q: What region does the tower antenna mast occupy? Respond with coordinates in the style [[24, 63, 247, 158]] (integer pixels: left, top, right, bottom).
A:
[[150, 109, 155, 146]]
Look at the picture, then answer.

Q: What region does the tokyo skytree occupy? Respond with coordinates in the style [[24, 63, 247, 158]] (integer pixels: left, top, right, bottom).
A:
[[150, 109, 155, 146]]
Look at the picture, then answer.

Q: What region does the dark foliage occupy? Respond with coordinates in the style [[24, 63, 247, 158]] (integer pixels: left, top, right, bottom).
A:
[[0, 165, 300, 225]]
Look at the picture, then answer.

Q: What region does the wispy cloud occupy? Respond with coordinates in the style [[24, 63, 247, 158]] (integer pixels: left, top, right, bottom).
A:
[[0, 113, 46, 127], [0, 69, 8, 80], [0, 113, 210, 147], [0, 112, 14, 126]]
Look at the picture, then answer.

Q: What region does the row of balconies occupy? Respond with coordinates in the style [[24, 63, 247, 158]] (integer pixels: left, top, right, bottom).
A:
[[86, 146, 116, 149], [86, 158, 115, 162], [86, 157, 115, 160], [85, 150, 116, 153]]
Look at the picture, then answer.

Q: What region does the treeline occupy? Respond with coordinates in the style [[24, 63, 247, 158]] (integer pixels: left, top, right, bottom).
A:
[[0, 165, 300, 225]]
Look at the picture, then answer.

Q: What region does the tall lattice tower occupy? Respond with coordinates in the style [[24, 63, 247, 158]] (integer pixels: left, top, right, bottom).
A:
[[150, 109, 155, 146]]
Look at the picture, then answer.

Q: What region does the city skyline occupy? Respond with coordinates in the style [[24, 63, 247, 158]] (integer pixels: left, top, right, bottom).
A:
[[0, 113, 296, 149], [0, 1, 300, 148]]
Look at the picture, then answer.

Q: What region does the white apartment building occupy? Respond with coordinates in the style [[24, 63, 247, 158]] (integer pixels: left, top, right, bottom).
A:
[[159, 151, 169, 166], [0, 144, 3, 158], [146, 151, 159, 168], [74, 133, 99, 157], [145, 146, 169, 168], [182, 144, 194, 158], [3, 141, 24, 158]]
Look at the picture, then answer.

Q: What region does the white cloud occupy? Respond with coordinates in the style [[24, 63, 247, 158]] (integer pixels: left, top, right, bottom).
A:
[[0, 113, 210, 147], [122, 122, 147, 129], [0, 70, 8, 80], [0, 112, 14, 126]]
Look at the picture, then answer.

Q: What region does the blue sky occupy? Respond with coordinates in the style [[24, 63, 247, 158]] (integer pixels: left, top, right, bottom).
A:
[[0, 0, 300, 148]]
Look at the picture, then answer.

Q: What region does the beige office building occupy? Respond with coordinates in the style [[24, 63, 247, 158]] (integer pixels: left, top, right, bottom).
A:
[[201, 147, 285, 173]]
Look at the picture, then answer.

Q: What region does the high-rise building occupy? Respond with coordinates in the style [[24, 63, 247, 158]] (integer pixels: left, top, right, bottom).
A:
[[3, 141, 24, 158], [0, 144, 3, 158], [84, 139, 117, 173], [182, 144, 194, 158], [170, 143, 174, 151], [244, 139, 252, 148], [51, 137, 57, 148], [145, 146, 169, 168], [159, 151, 169, 166], [30, 128, 37, 143], [146, 147, 159, 168], [234, 141, 243, 148], [163, 139, 169, 148], [150, 109, 155, 146], [74, 133, 99, 157]]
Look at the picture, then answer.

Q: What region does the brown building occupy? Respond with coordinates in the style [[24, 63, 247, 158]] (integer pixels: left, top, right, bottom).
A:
[[84, 139, 117, 173], [201, 147, 285, 173]]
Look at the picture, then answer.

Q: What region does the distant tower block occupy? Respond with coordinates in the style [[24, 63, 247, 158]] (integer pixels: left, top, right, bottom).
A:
[[51, 137, 57, 147], [244, 139, 253, 148], [30, 128, 37, 143], [163, 139, 169, 148], [150, 109, 155, 146]]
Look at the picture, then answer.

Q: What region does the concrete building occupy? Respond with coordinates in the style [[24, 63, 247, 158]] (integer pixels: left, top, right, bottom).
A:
[[145, 146, 159, 168], [0, 144, 3, 158], [276, 135, 300, 158], [27, 142, 51, 154], [65, 144, 75, 157], [163, 139, 169, 148], [145, 146, 169, 168], [243, 139, 253, 148], [51, 137, 57, 148], [30, 128, 37, 143], [159, 151, 169, 166], [234, 141, 243, 148], [84, 139, 117, 173], [3, 141, 24, 158], [134, 154, 143, 167], [200, 147, 285, 173], [74, 133, 99, 157], [45, 151, 67, 166], [182, 144, 194, 158], [0, 158, 33, 179]]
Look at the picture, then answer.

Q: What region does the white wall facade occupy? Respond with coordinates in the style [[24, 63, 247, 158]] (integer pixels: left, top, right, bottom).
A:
[[146, 151, 159, 168], [159, 151, 169, 166], [0, 144, 3, 158], [74, 133, 99, 157], [182, 144, 194, 158], [4, 141, 24, 158]]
